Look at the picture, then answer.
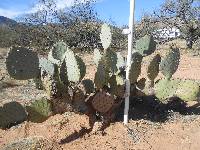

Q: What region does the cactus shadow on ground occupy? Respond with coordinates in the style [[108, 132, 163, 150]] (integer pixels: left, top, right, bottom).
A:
[[58, 94, 200, 144], [115, 96, 200, 123], [0, 81, 21, 92], [59, 127, 92, 144]]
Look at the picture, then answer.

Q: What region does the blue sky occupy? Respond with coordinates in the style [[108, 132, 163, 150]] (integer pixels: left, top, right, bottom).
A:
[[0, 0, 164, 25]]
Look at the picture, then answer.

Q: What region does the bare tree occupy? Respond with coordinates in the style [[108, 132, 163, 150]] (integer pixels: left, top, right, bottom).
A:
[[135, 13, 159, 39], [15, 0, 100, 52], [154, 0, 200, 48]]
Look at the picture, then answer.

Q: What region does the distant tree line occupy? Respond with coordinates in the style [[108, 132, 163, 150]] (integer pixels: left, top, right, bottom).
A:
[[0, 0, 199, 51], [0, 0, 126, 53]]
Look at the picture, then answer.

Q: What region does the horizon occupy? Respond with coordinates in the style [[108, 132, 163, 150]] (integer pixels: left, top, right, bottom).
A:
[[0, 0, 164, 26]]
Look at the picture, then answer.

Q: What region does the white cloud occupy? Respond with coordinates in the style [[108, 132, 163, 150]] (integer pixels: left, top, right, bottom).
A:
[[0, 0, 100, 18], [30, 0, 97, 13], [0, 8, 24, 18]]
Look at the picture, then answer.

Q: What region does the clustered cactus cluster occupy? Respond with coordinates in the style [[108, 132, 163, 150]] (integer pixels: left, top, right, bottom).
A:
[[1, 23, 200, 129]]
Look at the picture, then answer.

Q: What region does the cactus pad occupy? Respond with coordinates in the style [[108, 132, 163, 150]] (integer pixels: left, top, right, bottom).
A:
[[81, 79, 95, 94], [48, 41, 68, 65], [41, 74, 58, 98], [129, 52, 143, 84], [0, 102, 27, 129], [76, 55, 86, 80], [175, 80, 200, 101], [160, 47, 180, 79], [39, 57, 55, 76], [155, 79, 200, 101], [105, 49, 118, 74], [147, 54, 161, 81], [136, 35, 156, 56], [26, 98, 52, 123], [109, 75, 125, 98], [154, 78, 179, 101], [93, 48, 102, 66], [63, 48, 86, 83], [6, 47, 39, 80], [116, 52, 125, 71], [94, 58, 110, 89], [59, 59, 69, 85], [92, 91, 115, 113], [48, 50, 60, 65], [100, 23, 112, 50]]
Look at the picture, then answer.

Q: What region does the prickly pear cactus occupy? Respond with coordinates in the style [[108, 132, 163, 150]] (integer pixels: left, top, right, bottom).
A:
[[76, 55, 86, 80], [105, 49, 118, 74], [59, 59, 69, 85], [41, 73, 58, 99], [175, 80, 200, 101], [48, 41, 68, 65], [39, 57, 55, 76], [81, 79, 95, 94], [91, 91, 115, 113], [94, 58, 110, 89], [26, 98, 52, 123], [129, 52, 143, 84], [136, 35, 156, 56], [93, 48, 102, 66], [154, 78, 180, 101], [63, 48, 86, 83], [100, 23, 112, 50], [0, 102, 27, 129], [109, 75, 125, 98], [160, 47, 180, 79], [147, 54, 161, 81], [6, 47, 39, 80], [116, 52, 125, 71], [155, 79, 200, 101]]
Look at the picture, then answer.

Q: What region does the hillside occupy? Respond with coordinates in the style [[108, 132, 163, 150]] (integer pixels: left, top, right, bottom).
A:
[[0, 16, 17, 26]]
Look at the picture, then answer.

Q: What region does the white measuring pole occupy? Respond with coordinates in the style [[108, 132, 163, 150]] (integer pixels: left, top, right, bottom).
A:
[[124, 0, 135, 124]]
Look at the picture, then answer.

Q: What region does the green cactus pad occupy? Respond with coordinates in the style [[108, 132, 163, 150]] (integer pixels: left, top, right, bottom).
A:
[[26, 98, 52, 123], [175, 80, 200, 101], [40, 74, 58, 99], [6, 47, 39, 80], [94, 58, 110, 89], [0, 102, 27, 129], [63, 48, 86, 83], [154, 78, 180, 101], [48, 50, 60, 65], [160, 47, 180, 79], [129, 52, 143, 84], [155, 79, 200, 101], [136, 35, 156, 56], [116, 52, 125, 71], [147, 54, 161, 81], [48, 41, 68, 65], [81, 79, 95, 94], [39, 57, 55, 76], [109, 75, 125, 98], [100, 23, 112, 50], [93, 48, 102, 66], [59, 59, 69, 85], [76, 55, 86, 80], [105, 49, 118, 74]]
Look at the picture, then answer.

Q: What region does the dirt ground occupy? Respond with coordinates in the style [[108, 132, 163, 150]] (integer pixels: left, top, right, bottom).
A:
[[0, 43, 200, 150]]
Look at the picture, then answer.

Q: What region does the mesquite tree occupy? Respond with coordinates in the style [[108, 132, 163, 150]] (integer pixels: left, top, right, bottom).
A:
[[154, 0, 200, 48]]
